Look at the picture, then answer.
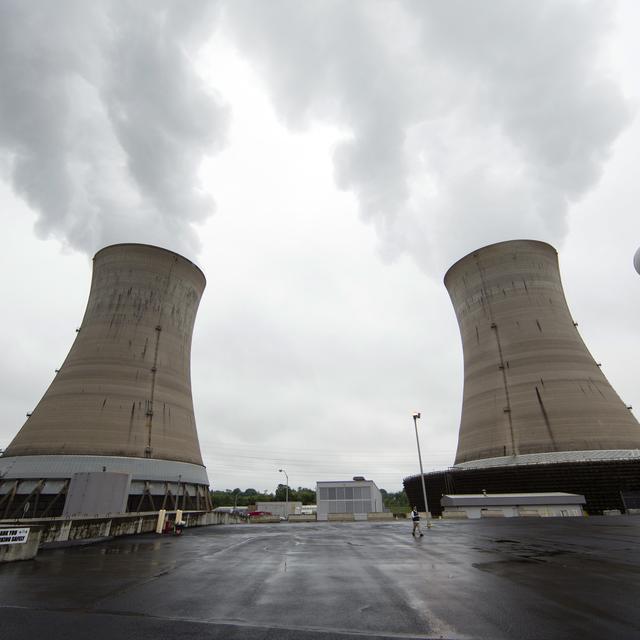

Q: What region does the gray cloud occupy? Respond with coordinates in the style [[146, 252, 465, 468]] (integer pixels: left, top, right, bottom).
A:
[[1, 1, 627, 267], [0, 0, 228, 257], [222, 0, 631, 271]]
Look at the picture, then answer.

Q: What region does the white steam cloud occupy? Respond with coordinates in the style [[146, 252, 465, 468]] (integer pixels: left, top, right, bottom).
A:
[[0, 1, 630, 270], [0, 0, 227, 257], [222, 0, 630, 270]]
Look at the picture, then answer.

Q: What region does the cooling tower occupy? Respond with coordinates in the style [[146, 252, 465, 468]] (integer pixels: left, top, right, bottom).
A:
[[0, 244, 211, 517], [404, 239, 640, 515], [445, 239, 639, 464]]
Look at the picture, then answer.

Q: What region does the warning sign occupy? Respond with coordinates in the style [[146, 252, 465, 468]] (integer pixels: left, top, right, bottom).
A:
[[0, 528, 30, 545]]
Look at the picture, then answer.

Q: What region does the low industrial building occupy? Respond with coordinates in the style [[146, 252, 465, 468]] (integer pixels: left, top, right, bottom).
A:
[[316, 478, 384, 521], [212, 506, 248, 515], [441, 492, 586, 519], [255, 501, 302, 518]]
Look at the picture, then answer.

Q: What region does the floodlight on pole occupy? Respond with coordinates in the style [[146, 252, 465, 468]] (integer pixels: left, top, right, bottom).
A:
[[278, 468, 289, 520], [412, 412, 431, 527]]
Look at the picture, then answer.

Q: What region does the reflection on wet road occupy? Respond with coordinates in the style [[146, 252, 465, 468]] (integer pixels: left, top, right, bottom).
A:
[[1, 517, 639, 639]]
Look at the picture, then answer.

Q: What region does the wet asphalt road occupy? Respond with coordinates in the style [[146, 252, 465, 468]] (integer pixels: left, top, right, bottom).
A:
[[0, 517, 639, 640]]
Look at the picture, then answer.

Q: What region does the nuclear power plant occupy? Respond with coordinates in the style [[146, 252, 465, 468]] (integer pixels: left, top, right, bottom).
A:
[[0, 243, 211, 519], [405, 239, 640, 514], [2, 238, 638, 521]]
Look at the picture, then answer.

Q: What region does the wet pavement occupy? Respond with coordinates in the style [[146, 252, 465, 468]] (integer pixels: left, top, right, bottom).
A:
[[1, 516, 639, 639]]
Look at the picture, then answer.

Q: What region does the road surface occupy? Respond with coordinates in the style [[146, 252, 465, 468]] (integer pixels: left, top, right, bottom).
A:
[[1, 516, 639, 639]]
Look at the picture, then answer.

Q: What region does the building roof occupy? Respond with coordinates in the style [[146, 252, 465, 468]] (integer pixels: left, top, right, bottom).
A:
[[453, 449, 640, 470], [316, 479, 379, 488], [0, 454, 208, 484], [441, 492, 586, 507]]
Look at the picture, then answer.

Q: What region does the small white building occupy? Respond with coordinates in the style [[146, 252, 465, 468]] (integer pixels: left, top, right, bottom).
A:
[[256, 501, 302, 517], [316, 478, 384, 521], [212, 506, 248, 514], [441, 492, 586, 519]]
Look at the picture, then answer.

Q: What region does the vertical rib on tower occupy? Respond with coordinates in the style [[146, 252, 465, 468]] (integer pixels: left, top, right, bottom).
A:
[[445, 239, 639, 465]]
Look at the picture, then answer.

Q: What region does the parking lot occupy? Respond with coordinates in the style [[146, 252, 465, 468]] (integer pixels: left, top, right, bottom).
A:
[[1, 516, 639, 639]]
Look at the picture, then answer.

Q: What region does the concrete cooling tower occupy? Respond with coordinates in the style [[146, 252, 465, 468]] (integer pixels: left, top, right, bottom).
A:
[[404, 240, 640, 515], [446, 239, 639, 464], [0, 244, 211, 518]]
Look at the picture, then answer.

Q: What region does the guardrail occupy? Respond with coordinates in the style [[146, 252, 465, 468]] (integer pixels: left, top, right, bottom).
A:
[[0, 509, 242, 556]]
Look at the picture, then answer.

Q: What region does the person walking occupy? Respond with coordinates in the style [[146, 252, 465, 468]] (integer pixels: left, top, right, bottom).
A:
[[411, 506, 424, 537]]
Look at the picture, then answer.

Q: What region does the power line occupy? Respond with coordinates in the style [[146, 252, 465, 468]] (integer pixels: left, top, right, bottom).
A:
[[202, 440, 454, 457]]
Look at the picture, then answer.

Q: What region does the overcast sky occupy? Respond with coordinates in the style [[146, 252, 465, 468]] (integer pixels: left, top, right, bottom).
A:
[[1, 1, 639, 493]]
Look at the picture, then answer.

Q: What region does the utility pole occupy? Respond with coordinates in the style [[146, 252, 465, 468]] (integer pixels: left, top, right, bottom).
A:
[[412, 412, 431, 527], [278, 468, 289, 520]]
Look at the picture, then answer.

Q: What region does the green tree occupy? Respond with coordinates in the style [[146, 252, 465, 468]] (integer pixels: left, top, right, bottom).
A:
[[273, 485, 316, 504], [211, 487, 276, 508], [211, 489, 234, 507], [296, 487, 316, 505], [211, 485, 320, 508], [274, 483, 289, 502], [381, 489, 410, 513]]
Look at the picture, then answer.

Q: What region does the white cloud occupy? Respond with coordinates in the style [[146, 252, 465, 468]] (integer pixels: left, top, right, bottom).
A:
[[0, 0, 228, 257], [222, 0, 630, 271], [0, 1, 638, 493]]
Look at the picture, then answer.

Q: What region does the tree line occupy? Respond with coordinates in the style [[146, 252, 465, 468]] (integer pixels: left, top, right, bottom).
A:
[[210, 485, 316, 507], [211, 486, 410, 511]]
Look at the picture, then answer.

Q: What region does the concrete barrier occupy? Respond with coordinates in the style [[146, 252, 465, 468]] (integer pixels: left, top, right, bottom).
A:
[[328, 513, 354, 522], [480, 510, 505, 518], [287, 514, 316, 522], [250, 516, 281, 523], [367, 512, 393, 521], [0, 510, 240, 550], [442, 511, 468, 520], [0, 526, 43, 563]]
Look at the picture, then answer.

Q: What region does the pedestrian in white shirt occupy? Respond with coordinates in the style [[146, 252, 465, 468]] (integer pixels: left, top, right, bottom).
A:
[[411, 506, 423, 537]]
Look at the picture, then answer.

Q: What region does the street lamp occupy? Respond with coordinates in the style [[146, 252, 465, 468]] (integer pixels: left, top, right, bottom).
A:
[[278, 468, 289, 520], [412, 412, 431, 527]]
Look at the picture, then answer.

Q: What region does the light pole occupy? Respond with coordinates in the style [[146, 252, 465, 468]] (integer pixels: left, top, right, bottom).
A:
[[278, 468, 289, 520], [412, 412, 431, 526]]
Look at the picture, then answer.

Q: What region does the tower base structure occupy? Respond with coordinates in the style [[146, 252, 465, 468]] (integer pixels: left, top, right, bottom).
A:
[[403, 450, 640, 516], [0, 455, 212, 519]]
